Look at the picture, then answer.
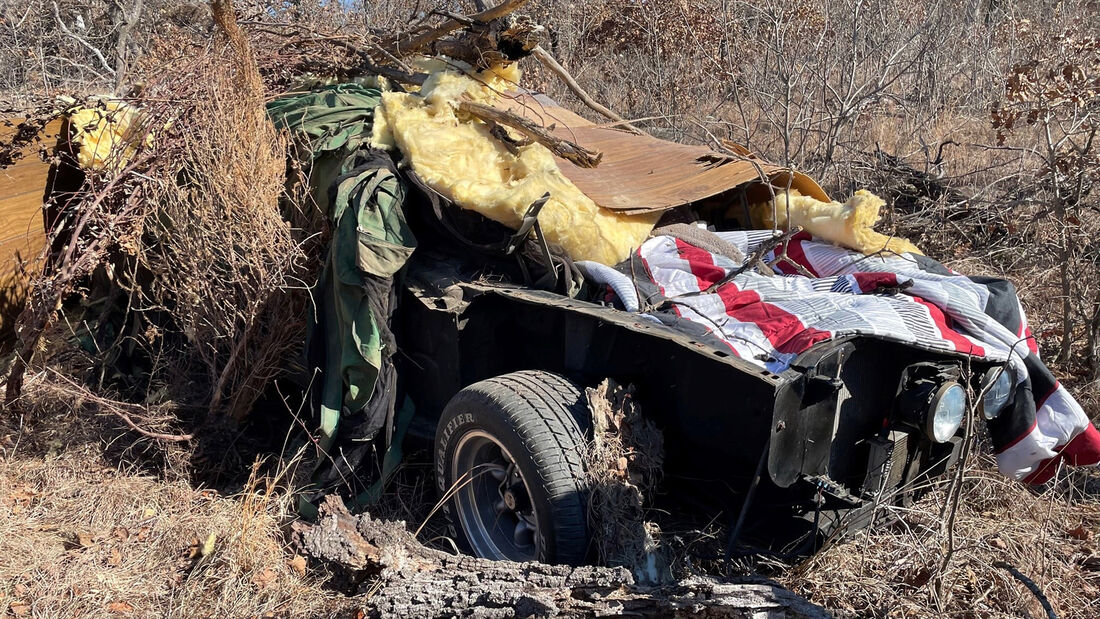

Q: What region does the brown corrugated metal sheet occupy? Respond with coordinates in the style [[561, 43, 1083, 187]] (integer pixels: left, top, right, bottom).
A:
[[1, 117, 62, 344], [499, 94, 829, 213]]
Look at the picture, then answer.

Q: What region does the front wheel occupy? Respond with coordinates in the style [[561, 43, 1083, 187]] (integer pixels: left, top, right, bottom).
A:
[[434, 370, 591, 564]]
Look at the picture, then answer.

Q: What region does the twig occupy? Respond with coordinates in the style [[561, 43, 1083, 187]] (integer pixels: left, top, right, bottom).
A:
[[43, 369, 194, 442], [530, 45, 642, 135], [51, 1, 116, 77], [459, 100, 602, 167], [702, 227, 802, 293]]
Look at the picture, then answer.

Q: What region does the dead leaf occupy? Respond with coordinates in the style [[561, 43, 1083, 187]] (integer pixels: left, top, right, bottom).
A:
[[1067, 525, 1091, 541], [112, 527, 130, 541], [288, 554, 307, 577], [107, 601, 134, 614], [108, 547, 122, 566], [990, 537, 1008, 550], [77, 532, 94, 548], [251, 568, 277, 589], [10, 601, 29, 616], [186, 537, 201, 560], [13, 584, 26, 596]]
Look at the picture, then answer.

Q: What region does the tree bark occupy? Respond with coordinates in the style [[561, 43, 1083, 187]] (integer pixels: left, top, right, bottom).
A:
[[294, 496, 829, 618]]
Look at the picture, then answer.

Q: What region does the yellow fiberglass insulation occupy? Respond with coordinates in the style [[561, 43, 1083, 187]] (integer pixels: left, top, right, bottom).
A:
[[371, 63, 661, 265], [750, 189, 922, 256], [65, 97, 151, 171]]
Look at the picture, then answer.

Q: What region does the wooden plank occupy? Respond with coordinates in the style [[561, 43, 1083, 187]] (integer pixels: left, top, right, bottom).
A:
[[0, 156, 53, 187], [0, 190, 46, 242], [0, 233, 41, 278], [1, 117, 60, 345], [0, 117, 63, 140]]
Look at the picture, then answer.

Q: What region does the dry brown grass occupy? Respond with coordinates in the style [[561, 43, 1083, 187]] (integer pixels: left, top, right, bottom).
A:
[[0, 393, 340, 619], [585, 380, 668, 583], [784, 461, 1100, 618]]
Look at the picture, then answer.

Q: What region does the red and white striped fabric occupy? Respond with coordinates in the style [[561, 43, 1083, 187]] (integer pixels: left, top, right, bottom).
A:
[[578, 229, 1100, 483]]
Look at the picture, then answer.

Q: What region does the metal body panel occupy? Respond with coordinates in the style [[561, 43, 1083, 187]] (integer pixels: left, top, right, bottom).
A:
[[397, 253, 984, 548]]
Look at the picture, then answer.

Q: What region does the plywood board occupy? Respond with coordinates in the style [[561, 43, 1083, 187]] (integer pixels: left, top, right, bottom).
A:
[[1, 117, 62, 342]]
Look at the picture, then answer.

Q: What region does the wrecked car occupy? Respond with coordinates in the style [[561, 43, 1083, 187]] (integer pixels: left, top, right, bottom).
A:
[[263, 63, 1100, 568], [23, 56, 1094, 569]]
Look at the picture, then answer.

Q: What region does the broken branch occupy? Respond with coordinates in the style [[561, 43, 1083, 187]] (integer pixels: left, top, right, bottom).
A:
[[384, 0, 529, 57], [42, 369, 195, 442], [531, 45, 643, 134], [459, 100, 602, 168], [703, 227, 804, 293]]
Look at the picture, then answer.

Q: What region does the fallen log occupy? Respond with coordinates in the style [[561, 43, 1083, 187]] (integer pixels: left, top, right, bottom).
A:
[[294, 496, 829, 618]]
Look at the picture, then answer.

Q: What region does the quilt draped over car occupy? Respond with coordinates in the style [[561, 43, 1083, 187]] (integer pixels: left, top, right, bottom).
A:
[[578, 230, 1100, 484]]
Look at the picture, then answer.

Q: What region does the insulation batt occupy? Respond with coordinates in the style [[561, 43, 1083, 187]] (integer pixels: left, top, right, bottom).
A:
[[65, 97, 151, 171], [371, 63, 661, 265], [750, 189, 922, 256]]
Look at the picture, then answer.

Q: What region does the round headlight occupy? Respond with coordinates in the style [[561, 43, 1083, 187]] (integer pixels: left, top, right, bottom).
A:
[[980, 367, 1014, 420], [926, 383, 966, 443]]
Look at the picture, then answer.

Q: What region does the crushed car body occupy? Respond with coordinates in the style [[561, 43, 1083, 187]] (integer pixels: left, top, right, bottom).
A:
[[257, 58, 1100, 564]]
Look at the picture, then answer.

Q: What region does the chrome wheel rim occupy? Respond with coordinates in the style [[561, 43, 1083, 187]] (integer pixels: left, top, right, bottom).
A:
[[451, 430, 540, 561]]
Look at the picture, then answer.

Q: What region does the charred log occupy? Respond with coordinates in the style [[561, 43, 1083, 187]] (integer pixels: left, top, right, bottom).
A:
[[294, 496, 829, 618]]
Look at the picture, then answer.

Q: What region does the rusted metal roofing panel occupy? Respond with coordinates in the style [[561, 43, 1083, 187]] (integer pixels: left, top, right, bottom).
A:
[[498, 94, 829, 214]]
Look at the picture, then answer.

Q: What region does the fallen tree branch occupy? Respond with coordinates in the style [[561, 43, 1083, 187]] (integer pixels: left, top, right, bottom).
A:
[[51, 1, 116, 77], [41, 369, 195, 442], [294, 496, 829, 618], [459, 100, 602, 168], [383, 0, 529, 57], [700, 227, 803, 293], [530, 45, 643, 134]]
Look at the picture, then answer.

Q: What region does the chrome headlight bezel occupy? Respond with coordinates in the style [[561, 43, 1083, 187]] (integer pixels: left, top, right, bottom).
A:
[[925, 382, 966, 443]]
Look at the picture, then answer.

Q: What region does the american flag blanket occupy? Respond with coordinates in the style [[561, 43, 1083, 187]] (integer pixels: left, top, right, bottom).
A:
[[577, 230, 1100, 484]]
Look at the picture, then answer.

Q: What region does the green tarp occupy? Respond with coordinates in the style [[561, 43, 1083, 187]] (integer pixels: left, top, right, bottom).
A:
[[267, 84, 416, 511]]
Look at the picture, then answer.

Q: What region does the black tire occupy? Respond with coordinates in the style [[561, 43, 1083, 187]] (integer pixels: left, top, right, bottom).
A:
[[434, 370, 591, 565]]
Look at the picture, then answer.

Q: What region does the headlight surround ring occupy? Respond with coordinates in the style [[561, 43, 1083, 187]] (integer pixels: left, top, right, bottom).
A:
[[926, 382, 966, 443]]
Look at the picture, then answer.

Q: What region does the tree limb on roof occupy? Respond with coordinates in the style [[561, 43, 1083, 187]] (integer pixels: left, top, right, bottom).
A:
[[459, 100, 602, 168], [382, 0, 530, 58]]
